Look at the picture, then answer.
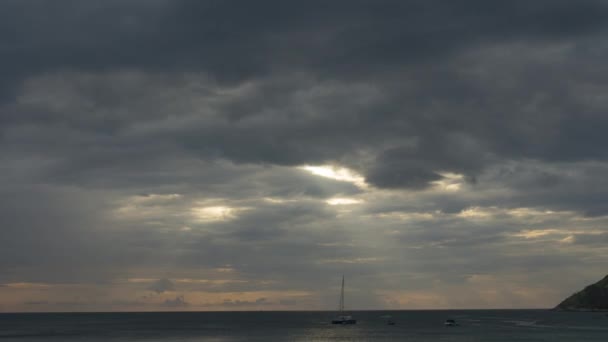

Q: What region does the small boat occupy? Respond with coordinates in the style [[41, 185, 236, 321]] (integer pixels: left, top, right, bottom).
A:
[[332, 314, 357, 325], [381, 315, 396, 325], [444, 319, 458, 326], [331, 276, 357, 324]]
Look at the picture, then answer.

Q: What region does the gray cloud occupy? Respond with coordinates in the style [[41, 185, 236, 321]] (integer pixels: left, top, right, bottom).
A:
[[3, 1, 608, 86], [1, 0, 608, 310], [162, 295, 188, 307], [148, 278, 175, 294], [214, 297, 272, 308]]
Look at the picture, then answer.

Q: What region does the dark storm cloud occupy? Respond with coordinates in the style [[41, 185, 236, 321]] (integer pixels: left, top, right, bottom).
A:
[[2, 0, 608, 188], [474, 161, 608, 217], [3, 1, 608, 82], [174, 200, 368, 274], [0, 185, 114, 282], [2, 0, 608, 310]]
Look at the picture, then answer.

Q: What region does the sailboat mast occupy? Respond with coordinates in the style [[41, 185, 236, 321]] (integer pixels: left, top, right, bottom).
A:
[[331, 275, 356, 324], [339, 275, 345, 312]]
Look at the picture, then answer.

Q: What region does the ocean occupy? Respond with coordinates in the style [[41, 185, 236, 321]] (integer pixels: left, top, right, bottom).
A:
[[0, 310, 606, 341]]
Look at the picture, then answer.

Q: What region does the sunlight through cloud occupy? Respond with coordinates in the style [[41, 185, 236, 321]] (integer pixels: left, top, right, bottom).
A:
[[299, 165, 368, 188], [431, 172, 464, 192], [325, 197, 363, 205], [191, 206, 238, 222]]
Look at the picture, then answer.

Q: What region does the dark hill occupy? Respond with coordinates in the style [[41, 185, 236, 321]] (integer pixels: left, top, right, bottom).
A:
[[555, 274, 608, 311]]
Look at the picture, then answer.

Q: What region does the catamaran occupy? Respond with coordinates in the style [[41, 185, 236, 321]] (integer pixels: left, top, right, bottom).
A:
[[331, 275, 357, 324]]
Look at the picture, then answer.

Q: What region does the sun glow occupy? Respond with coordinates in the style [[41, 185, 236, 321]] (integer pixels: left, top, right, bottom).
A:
[[431, 172, 464, 191], [191, 206, 238, 222], [317, 257, 384, 264], [509, 228, 605, 239], [326, 197, 363, 205], [299, 165, 368, 188], [510, 229, 560, 239], [458, 206, 496, 219]]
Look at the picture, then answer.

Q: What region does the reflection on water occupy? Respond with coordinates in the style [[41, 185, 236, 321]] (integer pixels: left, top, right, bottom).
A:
[[0, 310, 606, 341]]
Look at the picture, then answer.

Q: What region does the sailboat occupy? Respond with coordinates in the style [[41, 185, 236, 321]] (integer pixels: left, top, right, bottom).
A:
[[331, 275, 357, 324]]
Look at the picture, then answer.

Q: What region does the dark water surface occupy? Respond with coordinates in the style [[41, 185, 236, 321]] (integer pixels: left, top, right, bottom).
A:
[[1, 310, 607, 341]]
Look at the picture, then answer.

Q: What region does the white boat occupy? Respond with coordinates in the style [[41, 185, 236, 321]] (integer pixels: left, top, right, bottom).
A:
[[331, 276, 357, 324], [444, 319, 458, 326]]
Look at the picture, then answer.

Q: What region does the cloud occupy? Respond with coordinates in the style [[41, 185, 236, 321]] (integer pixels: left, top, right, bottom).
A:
[[215, 297, 273, 307], [162, 295, 188, 308], [148, 278, 175, 294], [2, 0, 608, 311], [23, 301, 49, 305]]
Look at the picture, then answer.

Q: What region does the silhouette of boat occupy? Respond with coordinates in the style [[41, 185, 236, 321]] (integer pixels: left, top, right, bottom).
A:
[[331, 276, 357, 324], [444, 319, 458, 326]]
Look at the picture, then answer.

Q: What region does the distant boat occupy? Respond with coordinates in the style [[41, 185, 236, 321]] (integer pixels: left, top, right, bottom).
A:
[[382, 315, 396, 325], [331, 276, 357, 324], [444, 319, 458, 326]]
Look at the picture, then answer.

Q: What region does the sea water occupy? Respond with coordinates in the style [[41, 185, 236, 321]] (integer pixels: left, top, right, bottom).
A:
[[1, 310, 607, 341]]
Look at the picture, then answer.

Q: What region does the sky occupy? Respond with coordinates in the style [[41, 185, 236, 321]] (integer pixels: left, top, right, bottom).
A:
[[1, 0, 608, 312]]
